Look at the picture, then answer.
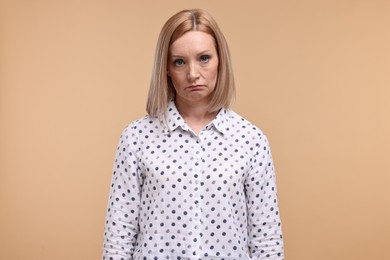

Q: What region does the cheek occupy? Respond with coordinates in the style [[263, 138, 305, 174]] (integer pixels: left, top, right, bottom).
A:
[[210, 60, 219, 80], [167, 70, 178, 82], [209, 66, 219, 83], [172, 74, 185, 85], [168, 72, 185, 91]]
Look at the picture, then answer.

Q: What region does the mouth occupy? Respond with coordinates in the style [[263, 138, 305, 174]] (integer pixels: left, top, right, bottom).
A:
[[187, 85, 204, 90]]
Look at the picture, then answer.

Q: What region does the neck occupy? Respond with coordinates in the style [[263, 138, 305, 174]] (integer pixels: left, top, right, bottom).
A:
[[175, 99, 217, 134]]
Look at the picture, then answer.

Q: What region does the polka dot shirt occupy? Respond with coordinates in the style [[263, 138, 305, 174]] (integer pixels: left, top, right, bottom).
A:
[[103, 101, 284, 260]]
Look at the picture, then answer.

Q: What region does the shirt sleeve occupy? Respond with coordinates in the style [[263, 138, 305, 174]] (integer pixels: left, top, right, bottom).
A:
[[103, 125, 142, 259], [245, 134, 284, 259]]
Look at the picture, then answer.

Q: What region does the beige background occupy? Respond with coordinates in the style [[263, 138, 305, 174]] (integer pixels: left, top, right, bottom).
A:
[[1, 0, 389, 259]]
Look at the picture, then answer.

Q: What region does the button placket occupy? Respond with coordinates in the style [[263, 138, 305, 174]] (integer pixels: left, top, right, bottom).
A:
[[192, 135, 203, 255]]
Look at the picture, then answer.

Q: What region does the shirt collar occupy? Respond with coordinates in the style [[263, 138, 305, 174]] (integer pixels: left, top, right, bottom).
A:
[[165, 101, 189, 133], [164, 100, 230, 135], [211, 107, 229, 135]]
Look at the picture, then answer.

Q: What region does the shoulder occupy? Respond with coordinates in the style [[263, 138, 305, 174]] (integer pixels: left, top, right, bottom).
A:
[[119, 115, 161, 140], [227, 110, 267, 138], [227, 111, 273, 157], [123, 114, 160, 131]]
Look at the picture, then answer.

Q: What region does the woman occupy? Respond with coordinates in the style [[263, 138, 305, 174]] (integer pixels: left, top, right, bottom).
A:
[[103, 9, 284, 260]]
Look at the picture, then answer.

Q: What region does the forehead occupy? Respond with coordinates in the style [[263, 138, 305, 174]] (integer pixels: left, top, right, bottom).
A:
[[169, 31, 216, 54]]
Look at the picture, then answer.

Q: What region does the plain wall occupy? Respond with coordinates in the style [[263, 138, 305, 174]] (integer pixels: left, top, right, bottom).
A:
[[1, 0, 389, 259]]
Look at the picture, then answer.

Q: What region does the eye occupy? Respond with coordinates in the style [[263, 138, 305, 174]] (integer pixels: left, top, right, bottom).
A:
[[200, 55, 210, 63], [174, 59, 185, 67]]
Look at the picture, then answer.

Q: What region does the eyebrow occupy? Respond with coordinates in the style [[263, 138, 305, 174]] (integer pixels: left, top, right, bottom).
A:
[[170, 50, 212, 58]]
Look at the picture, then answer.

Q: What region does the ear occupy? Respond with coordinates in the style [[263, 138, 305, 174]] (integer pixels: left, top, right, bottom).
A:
[[167, 69, 171, 77]]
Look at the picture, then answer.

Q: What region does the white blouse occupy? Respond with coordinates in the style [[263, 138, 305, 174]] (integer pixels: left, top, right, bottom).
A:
[[103, 101, 284, 260]]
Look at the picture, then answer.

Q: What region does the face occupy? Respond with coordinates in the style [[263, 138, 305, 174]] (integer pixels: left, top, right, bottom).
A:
[[167, 31, 219, 107]]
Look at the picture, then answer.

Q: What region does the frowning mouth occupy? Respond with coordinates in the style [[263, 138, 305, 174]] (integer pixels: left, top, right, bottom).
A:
[[187, 85, 204, 91]]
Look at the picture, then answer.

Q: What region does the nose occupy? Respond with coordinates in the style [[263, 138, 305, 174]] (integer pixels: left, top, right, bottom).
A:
[[187, 62, 200, 81]]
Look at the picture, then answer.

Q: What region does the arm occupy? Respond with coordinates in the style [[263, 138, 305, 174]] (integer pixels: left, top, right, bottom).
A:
[[245, 134, 284, 259], [103, 126, 142, 259]]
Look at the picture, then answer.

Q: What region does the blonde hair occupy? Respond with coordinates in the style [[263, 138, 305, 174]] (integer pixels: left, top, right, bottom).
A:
[[146, 9, 236, 121]]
